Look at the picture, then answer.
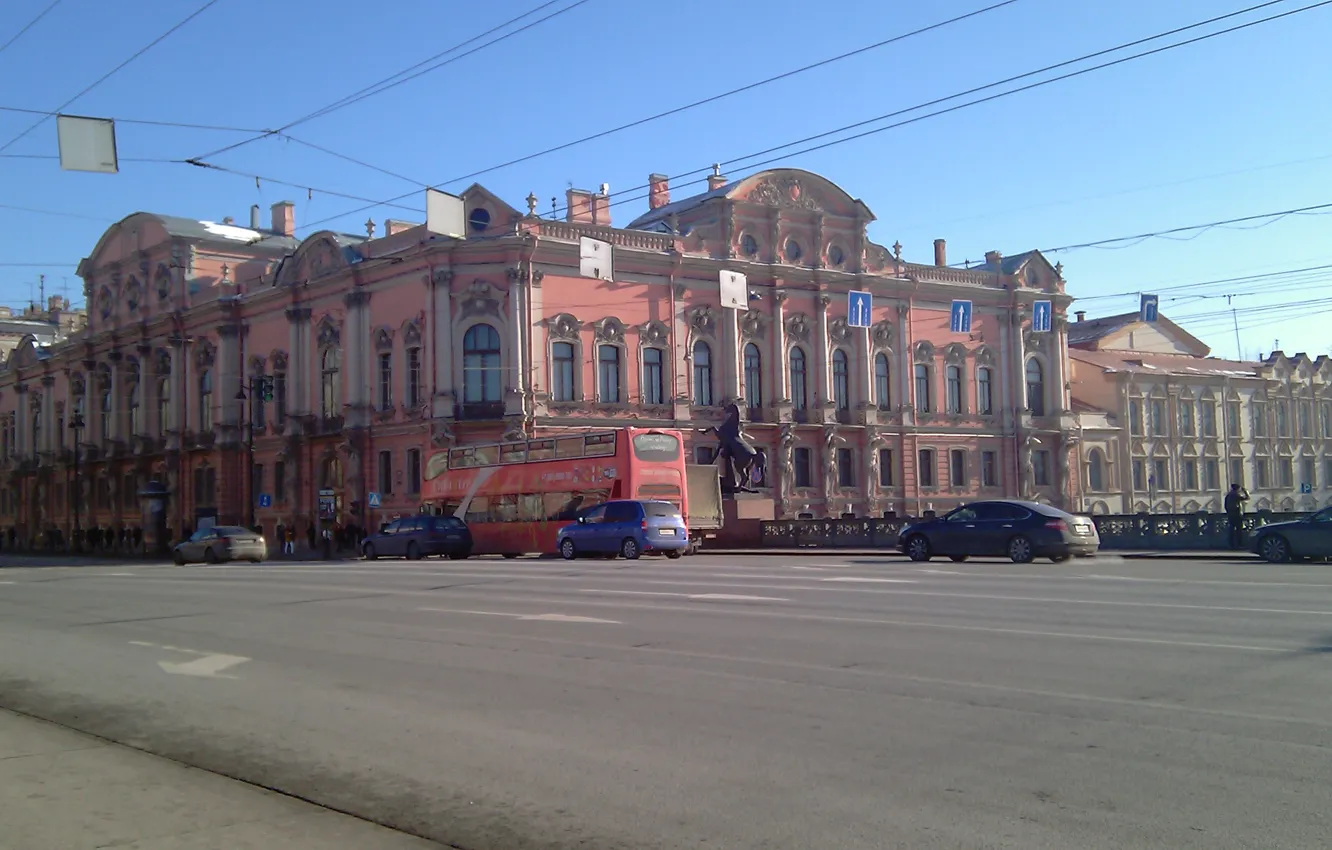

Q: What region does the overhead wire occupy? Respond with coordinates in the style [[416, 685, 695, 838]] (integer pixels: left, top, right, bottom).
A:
[[0, 0, 63, 56], [0, 104, 270, 133], [295, 0, 1328, 233], [1042, 201, 1332, 254], [190, 0, 591, 163], [0, 0, 222, 154]]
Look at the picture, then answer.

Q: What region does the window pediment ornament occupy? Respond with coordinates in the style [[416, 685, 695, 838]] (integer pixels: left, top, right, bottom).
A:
[[595, 317, 625, 345], [457, 279, 504, 321], [194, 341, 216, 370], [747, 175, 822, 211], [125, 277, 142, 313], [374, 327, 394, 352], [828, 316, 850, 344], [870, 320, 894, 350], [547, 313, 582, 342], [403, 321, 422, 347], [784, 312, 811, 344], [740, 310, 767, 341], [155, 264, 172, 301], [70, 373, 86, 395], [316, 318, 341, 348], [639, 319, 669, 347], [944, 343, 967, 365], [687, 304, 717, 339], [973, 345, 996, 367], [271, 350, 289, 371], [914, 341, 934, 363], [248, 355, 266, 374]]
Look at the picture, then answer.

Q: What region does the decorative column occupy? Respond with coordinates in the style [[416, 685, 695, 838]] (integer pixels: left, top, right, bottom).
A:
[[343, 290, 373, 428], [14, 384, 27, 458], [285, 307, 312, 421], [167, 341, 183, 435], [430, 270, 454, 419], [722, 304, 741, 405], [218, 324, 241, 433], [40, 376, 55, 454], [107, 351, 121, 443], [505, 267, 526, 417], [1051, 314, 1068, 417], [815, 293, 831, 417], [771, 290, 789, 410]]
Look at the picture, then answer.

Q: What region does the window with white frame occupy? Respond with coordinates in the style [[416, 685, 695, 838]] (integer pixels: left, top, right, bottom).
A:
[[976, 367, 993, 415], [642, 347, 665, 406], [949, 449, 966, 487], [597, 345, 621, 403]]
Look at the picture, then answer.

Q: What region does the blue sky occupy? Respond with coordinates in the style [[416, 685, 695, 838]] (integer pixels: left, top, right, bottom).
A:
[[2, 0, 1329, 360]]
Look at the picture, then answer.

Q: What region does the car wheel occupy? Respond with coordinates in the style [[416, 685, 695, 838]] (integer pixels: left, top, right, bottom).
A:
[[620, 538, 641, 560], [203, 547, 219, 564], [406, 541, 421, 561], [250, 557, 262, 564], [666, 550, 682, 560], [1050, 554, 1071, 563], [905, 535, 932, 562], [502, 553, 519, 560], [1007, 536, 1034, 564], [948, 555, 969, 563], [560, 538, 577, 560], [363, 543, 377, 560], [172, 551, 185, 566], [1258, 534, 1291, 563]]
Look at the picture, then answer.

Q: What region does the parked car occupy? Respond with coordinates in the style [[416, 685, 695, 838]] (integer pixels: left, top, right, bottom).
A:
[[362, 515, 472, 560], [1250, 506, 1332, 562], [896, 500, 1100, 563], [174, 525, 266, 565], [557, 500, 688, 560]]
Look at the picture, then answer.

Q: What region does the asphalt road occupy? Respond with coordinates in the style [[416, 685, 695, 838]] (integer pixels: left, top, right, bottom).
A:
[[0, 550, 1329, 849]]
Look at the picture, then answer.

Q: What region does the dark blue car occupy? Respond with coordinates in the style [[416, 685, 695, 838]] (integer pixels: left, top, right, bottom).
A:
[[557, 500, 688, 560]]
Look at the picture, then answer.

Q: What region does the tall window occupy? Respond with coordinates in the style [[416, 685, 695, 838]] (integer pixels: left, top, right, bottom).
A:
[[976, 367, 992, 415], [406, 347, 422, 410], [914, 364, 931, 413], [836, 447, 854, 487], [378, 450, 393, 494], [1150, 399, 1167, 437], [1204, 459, 1220, 491], [790, 348, 808, 410], [198, 369, 212, 431], [1201, 402, 1217, 438], [793, 447, 812, 487], [1275, 400, 1290, 437], [275, 460, 287, 503], [949, 449, 966, 487], [251, 374, 266, 428], [128, 380, 141, 436], [1252, 402, 1268, 438], [1179, 400, 1195, 437], [320, 348, 341, 417], [692, 341, 713, 407], [874, 353, 891, 410], [1322, 402, 1332, 438], [1229, 458, 1243, 489], [1255, 458, 1270, 489], [99, 381, 111, 440], [1132, 459, 1145, 491], [407, 449, 422, 494], [1129, 399, 1143, 436], [945, 365, 962, 414], [462, 324, 502, 404], [1152, 459, 1169, 491], [378, 352, 393, 411], [551, 342, 576, 402], [918, 449, 936, 487], [1088, 449, 1105, 492], [1034, 450, 1051, 486], [1025, 359, 1045, 416], [1299, 402, 1312, 439], [642, 348, 664, 406], [1182, 459, 1198, 491], [31, 410, 40, 454], [1301, 457, 1315, 491], [981, 450, 998, 487], [744, 343, 762, 410], [597, 344, 621, 403], [1279, 458, 1294, 489], [831, 349, 849, 411], [274, 370, 287, 426], [878, 448, 894, 487], [1226, 401, 1242, 437]]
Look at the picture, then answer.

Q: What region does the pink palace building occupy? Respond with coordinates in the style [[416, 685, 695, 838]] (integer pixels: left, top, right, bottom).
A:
[[0, 167, 1079, 548]]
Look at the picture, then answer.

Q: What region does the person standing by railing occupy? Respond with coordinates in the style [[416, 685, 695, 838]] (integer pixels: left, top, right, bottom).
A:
[[1225, 483, 1250, 549]]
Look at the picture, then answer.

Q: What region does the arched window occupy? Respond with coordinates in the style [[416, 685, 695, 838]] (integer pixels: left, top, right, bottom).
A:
[[1088, 449, 1105, 492], [832, 349, 849, 411], [874, 353, 891, 410], [198, 369, 213, 431], [31, 409, 40, 453], [976, 367, 993, 415], [99, 377, 111, 439], [551, 341, 576, 402], [157, 378, 170, 435], [642, 348, 665, 406], [321, 456, 342, 490], [320, 348, 341, 417], [128, 379, 142, 435], [744, 343, 762, 410], [405, 346, 422, 409], [914, 364, 931, 413], [790, 347, 808, 411], [946, 365, 963, 414], [692, 340, 713, 407], [462, 323, 501, 404], [597, 344, 621, 403], [1025, 358, 1045, 416]]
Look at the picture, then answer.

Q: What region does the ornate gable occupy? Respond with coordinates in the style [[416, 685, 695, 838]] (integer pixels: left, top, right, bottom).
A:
[[730, 169, 873, 220]]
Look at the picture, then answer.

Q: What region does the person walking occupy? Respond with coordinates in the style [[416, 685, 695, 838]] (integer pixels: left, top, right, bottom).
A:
[[1225, 483, 1250, 549]]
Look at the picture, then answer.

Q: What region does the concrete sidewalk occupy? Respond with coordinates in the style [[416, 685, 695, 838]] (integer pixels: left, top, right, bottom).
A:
[[706, 548, 1259, 561], [0, 708, 440, 849]]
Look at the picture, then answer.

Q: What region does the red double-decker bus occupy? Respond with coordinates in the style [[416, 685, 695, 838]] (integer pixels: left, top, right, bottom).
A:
[[421, 427, 689, 557]]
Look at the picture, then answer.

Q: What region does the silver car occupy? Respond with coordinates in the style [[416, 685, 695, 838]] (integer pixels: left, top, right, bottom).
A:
[[173, 525, 267, 564]]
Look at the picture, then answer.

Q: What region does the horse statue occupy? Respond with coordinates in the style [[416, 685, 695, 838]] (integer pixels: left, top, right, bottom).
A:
[[701, 403, 760, 493]]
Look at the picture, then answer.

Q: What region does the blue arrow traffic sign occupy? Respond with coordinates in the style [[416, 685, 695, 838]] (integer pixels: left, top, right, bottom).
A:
[[257, 493, 271, 508], [1140, 293, 1159, 323], [847, 291, 872, 329], [1032, 300, 1052, 333], [950, 299, 973, 334]]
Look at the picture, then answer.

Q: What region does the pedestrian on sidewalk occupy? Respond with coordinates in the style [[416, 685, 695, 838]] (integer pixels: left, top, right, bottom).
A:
[[1225, 483, 1249, 549]]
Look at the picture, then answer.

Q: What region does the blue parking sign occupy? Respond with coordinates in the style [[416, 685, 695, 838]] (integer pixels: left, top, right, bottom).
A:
[[950, 300, 973, 334]]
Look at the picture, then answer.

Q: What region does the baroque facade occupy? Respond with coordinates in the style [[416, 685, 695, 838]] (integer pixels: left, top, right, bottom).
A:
[[1069, 311, 1332, 514], [0, 167, 1079, 546]]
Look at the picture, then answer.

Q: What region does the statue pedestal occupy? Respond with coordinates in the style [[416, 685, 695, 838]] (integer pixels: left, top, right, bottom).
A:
[[715, 494, 775, 548]]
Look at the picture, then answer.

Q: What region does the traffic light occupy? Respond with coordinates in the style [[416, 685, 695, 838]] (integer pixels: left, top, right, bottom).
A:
[[261, 376, 274, 402]]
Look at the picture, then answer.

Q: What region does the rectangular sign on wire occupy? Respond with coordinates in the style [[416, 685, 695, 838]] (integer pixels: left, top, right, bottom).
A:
[[1032, 300, 1052, 333], [579, 236, 614, 281], [719, 270, 749, 310], [950, 299, 973, 334], [1140, 293, 1159, 323], [847, 291, 872, 328]]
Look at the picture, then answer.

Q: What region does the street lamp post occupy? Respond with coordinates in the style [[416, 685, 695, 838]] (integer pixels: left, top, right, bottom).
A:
[[235, 381, 255, 530], [68, 411, 84, 552]]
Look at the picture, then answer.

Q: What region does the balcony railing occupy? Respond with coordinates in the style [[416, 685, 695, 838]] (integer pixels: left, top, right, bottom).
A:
[[456, 401, 504, 421]]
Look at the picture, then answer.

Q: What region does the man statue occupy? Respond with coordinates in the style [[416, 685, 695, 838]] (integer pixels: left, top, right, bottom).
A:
[[701, 403, 760, 493]]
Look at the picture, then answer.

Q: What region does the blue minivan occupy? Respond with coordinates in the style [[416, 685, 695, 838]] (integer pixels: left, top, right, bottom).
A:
[[557, 500, 688, 560]]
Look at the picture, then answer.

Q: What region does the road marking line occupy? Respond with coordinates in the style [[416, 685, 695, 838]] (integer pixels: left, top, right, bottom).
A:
[[689, 593, 790, 602], [159, 653, 250, 678], [916, 569, 963, 575], [419, 607, 619, 624], [109, 572, 134, 577], [788, 565, 827, 571], [821, 577, 915, 583], [575, 589, 789, 602]]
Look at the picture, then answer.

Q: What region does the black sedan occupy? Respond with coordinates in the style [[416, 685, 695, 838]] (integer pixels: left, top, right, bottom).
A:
[[896, 500, 1100, 564], [1250, 506, 1332, 562], [362, 515, 473, 560]]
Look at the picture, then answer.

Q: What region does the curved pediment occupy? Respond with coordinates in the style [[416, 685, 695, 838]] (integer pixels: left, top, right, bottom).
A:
[[80, 212, 176, 273], [728, 169, 874, 220], [275, 231, 358, 287]]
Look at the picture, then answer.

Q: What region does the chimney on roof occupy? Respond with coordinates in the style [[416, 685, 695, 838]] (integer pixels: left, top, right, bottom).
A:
[[648, 173, 670, 210], [384, 219, 417, 236], [591, 184, 611, 226], [1075, 310, 1086, 322], [933, 239, 947, 267], [250, 204, 261, 229], [985, 250, 1002, 266], [566, 188, 594, 224], [222, 216, 234, 225], [271, 200, 295, 237], [706, 163, 727, 191]]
